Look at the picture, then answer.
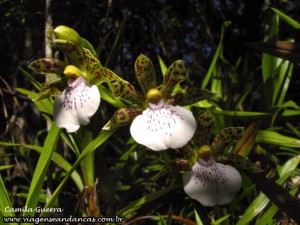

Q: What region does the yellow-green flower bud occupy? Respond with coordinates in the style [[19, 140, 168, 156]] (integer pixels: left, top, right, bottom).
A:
[[147, 88, 162, 104], [64, 65, 85, 79], [198, 145, 213, 160], [53, 25, 83, 47]]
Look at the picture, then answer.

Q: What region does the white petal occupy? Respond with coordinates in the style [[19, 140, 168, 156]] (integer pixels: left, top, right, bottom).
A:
[[183, 159, 242, 206], [53, 77, 100, 132], [130, 100, 196, 151]]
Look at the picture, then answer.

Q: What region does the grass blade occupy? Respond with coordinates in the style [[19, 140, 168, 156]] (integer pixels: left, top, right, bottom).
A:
[[23, 122, 61, 217], [237, 155, 300, 224], [40, 129, 116, 216], [0, 142, 83, 191], [271, 7, 300, 29], [201, 21, 231, 88], [0, 174, 17, 221]]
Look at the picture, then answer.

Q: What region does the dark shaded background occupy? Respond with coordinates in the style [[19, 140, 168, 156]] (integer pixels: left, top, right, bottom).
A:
[[1, 0, 300, 133]]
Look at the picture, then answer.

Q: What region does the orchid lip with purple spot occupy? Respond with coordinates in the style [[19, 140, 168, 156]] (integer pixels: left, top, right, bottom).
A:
[[183, 158, 242, 206]]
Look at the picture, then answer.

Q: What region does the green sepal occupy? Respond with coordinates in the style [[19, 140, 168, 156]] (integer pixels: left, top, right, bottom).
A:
[[134, 54, 157, 96], [160, 60, 187, 99], [102, 107, 143, 130], [168, 88, 217, 106], [212, 127, 244, 154], [82, 48, 102, 80], [215, 154, 263, 173], [90, 67, 122, 85], [54, 39, 87, 73], [34, 78, 67, 101], [113, 81, 144, 105], [194, 110, 215, 147], [28, 58, 66, 76]]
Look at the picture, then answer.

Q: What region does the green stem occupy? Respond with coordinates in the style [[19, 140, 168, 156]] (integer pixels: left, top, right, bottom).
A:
[[40, 129, 117, 216], [81, 151, 95, 186]]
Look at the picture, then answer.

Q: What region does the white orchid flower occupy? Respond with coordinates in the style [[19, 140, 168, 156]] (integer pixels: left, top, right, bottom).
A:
[[130, 89, 196, 151], [54, 75, 100, 133], [182, 145, 242, 206]]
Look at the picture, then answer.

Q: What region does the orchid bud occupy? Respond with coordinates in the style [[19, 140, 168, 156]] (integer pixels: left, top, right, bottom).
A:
[[53, 25, 83, 47]]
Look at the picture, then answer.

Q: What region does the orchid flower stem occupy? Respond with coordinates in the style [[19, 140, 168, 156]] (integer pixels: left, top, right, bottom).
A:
[[81, 151, 95, 186]]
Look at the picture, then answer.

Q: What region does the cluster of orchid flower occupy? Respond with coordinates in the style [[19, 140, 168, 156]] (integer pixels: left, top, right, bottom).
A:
[[29, 25, 255, 207]]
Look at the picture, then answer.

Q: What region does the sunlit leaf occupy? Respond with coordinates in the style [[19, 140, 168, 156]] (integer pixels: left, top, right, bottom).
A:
[[238, 155, 300, 224], [40, 129, 116, 216], [0, 165, 14, 170], [256, 130, 300, 148], [271, 7, 300, 29], [17, 88, 53, 119], [0, 142, 83, 191], [256, 187, 298, 225], [0, 174, 16, 220], [210, 108, 270, 117], [157, 55, 168, 77], [23, 122, 61, 217]]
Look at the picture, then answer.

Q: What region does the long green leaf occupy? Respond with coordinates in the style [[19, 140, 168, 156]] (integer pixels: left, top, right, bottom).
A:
[[157, 55, 168, 76], [40, 129, 116, 216], [0, 142, 83, 191], [16, 88, 53, 120], [271, 7, 300, 29], [210, 108, 270, 117], [23, 122, 61, 217], [262, 14, 279, 83], [237, 155, 300, 224], [0, 174, 17, 223], [256, 130, 300, 148], [201, 21, 231, 88], [117, 185, 180, 217], [105, 17, 127, 68], [256, 187, 298, 225]]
